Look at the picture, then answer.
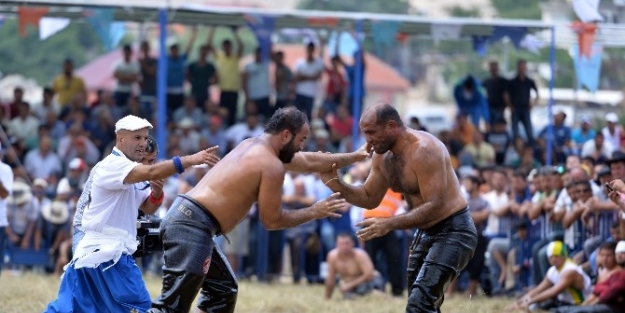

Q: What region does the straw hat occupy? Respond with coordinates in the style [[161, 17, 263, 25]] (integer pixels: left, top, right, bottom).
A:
[[8, 180, 33, 206], [41, 200, 70, 225]]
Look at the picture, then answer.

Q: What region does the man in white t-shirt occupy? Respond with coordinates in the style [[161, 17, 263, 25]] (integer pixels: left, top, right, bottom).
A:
[[0, 142, 13, 274], [293, 42, 324, 119], [113, 45, 140, 108], [44, 115, 220, 313], [602, 113, 622, 151], [242, 47, 272, 120]]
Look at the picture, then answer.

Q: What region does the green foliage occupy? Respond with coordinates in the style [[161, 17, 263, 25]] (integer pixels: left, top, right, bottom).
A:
[[297, 0, 410, 14], [0, 19, 102, 85], [490, 0, 542, 19], [446, 6, 481, 18]]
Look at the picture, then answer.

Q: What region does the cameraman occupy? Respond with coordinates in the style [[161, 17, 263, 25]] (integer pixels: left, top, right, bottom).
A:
[[45, 115, 220, 313]]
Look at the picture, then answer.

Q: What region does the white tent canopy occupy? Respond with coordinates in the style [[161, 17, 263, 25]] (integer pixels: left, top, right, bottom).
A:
[[0, 0, 553, 36]]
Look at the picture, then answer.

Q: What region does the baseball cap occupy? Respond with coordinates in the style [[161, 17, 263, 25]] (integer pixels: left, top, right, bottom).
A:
[[606, 112, 619, 123], [580, 116, 591, 124], [33, 178, 48, 188], [115, 115, 153, 134], [616, 241, 625, 254], [68, 158, 86, 171], [546, 241, 568, 258]]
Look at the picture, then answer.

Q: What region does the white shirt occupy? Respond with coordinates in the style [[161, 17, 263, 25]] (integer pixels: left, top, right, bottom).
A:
[[545, 260, 592, 305], [580, 140, 613, 159], [244, 61, 271, 100], [7, 116, 40, 141], [225, 123, 264, 147], [113, 60, 140, 93], [294, 58, 324, 98], [602, 126, 621, 151], [482, 190, 510, 237], [24, 150, 63, 180], [80, 147, 149, 237], [0, 162, 13, 227]]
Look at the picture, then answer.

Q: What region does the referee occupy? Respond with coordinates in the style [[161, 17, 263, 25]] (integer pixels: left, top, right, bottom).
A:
[[45, 115, 219, 313]]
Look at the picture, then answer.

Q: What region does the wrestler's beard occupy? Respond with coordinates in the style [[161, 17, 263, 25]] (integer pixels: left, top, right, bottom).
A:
[[279, 137, 298, 163]]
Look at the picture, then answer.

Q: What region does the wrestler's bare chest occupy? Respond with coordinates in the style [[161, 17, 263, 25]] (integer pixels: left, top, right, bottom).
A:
[[382, 153, 419, 195]]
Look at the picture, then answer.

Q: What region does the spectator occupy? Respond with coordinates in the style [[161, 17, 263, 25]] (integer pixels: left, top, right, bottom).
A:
[[485, 119, 511, 165], [581, 132, 613, 163], [34, 87, 59, 122], [506, 59, 538, 145], [461, 131, 495, 168], [208, 27, 244, 127], [166, 28, 197, 119], [450, 113, 476, 146], [2, 87, 28, 120], [324, 233, 384, 300], [408, 117, 428, 132], [335, 34, 366, 116], [224, 113, 263, 153], [453, 75, 489, 129], [327, 105, 354, 147], [24, 136, 62, 180], [242, 47, 272, 120], [176, 118, 201, 155], [602, 113, 622, 152], [7, 102, 39, 142], [6, 180, 38, 250], [323, 56, 347, 113], [187, 44, 217, 111], [571, 116, 596, 155], [482, 61, 509, 128], [56, 158, 88, 201], [34, 200, 70, 267], [113, 44, 140, 108], [0, 142, 13, 274], [138, 41, 157, 116], [293, 41, 324, 120], [273, 50, 294, 110], [173, 97, 204, 127], [538, 110, 571, 164], [51, 59, 86, 108], [200, 115, 227, 157]]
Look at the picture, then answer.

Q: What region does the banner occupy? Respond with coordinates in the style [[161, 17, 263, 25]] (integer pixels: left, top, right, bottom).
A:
[[39, 17, 70, 41], [327, 31, 359, 57], [520, 34, 546, 54], [18, 7, 49, 37], [306, 17, 339, 28], [85, 8, 123, 51], [571, 21, 597, 58], [489, 26, 527, 48], [572, 44, 602, 93], [573, 0, 603, 23], [244, 14, 276, 62], [472, 36, 489, 57], [430, 23, 462, 43], [371, 20, 401, 56]]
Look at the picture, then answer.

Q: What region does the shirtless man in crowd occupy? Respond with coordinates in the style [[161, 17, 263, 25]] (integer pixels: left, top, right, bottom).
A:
[[320, 104, 478, 312], [325, 232, 384, 300], [149, 107, 369, 313]]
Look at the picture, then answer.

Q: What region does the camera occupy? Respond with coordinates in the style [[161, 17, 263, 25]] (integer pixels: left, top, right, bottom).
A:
[[134, 213, 162, 258]]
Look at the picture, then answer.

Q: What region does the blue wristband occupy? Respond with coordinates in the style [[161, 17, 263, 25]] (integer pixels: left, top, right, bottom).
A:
[[172, 156, 185, 174]]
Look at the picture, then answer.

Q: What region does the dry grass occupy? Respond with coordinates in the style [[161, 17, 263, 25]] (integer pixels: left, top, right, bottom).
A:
[[0, 272, 521, 313]]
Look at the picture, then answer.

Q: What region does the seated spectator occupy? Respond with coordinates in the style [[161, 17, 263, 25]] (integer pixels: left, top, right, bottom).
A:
[[507, 241, 592, 311], [484, 119, 511, 165], [34, 200, 70, 271], [552, 242, 625, 313], [460, 131, 495, 168], [6, 180, 38, 250], [581, 132, 613, 164], [324, 233, 384, 300]]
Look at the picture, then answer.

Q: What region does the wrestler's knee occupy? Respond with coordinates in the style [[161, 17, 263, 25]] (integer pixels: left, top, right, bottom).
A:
[[406, 285, 439, 313], [197, 287, 238, 313]]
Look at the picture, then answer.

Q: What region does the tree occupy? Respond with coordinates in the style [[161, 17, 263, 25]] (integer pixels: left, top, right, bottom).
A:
[[297, 0, 410, 14], [446, 6, 481, 18]]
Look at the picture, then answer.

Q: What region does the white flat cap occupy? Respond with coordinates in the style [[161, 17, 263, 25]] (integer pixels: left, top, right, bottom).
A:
[[115, 115, 153, 133]]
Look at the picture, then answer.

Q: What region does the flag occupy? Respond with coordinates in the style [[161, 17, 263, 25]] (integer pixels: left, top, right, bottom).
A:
[[18, 6, 49, 37], [573, 0, 603, 23], [571, 21, 597, 58], [489, 26, 527, 49], [430, 23, 462, 43], [39, 17, 70, 41], [472, 36, 489, 57], [85, 8, 121, 51], [572, 44, 602, 92]]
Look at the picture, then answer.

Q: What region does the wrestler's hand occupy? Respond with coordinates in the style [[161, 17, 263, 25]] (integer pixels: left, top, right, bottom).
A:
[[356, 217, 391, 241], [189, 146, 220, 167], [311, 192, 346, 219], [319, 163, 339, 186], [355, 143, 373, 160], [150, 179, 165, 198]]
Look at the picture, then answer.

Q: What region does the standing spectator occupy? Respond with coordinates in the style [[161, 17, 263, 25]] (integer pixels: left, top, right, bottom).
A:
[[482, 61, 509, 128], [506, 59, 538, 145], [328, 105, 354, 147], [113, 45, 140, 109], [323, 56, 347, 113], [242, 47, 272, 120], [0, 142, 13, 275], [602, 113, 622, 152], [453, 75, 489, 129], [538, 111, 572, 164], [293, 41, 325, 120], [139, 41, 157, 117], [208, 27, 244, 127], [51, 59, 86, 109], [273, 51, 293, 110], [166, 28, 197, 120], [187, 44, 218, 111]]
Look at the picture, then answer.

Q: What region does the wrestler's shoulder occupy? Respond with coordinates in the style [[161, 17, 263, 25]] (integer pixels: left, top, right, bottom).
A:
[[409, 131, 445, 156]]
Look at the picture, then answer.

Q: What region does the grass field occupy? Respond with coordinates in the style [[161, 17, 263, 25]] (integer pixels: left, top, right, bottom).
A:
[[0, 272, 527, 313]]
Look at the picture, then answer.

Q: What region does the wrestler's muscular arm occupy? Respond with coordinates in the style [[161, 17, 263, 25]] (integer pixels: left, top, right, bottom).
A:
[[383, 145, 449, 230], [258, 161, 346, 230], [284, 146, 369, 173], [322, 154, 389, 209]]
